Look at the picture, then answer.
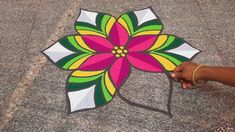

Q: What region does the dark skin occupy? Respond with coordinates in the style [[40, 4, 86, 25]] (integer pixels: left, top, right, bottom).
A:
[[171, 62, 235, 89]]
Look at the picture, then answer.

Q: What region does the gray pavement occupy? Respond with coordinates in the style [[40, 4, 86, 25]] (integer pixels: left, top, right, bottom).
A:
[[0, 0, 235, 131]]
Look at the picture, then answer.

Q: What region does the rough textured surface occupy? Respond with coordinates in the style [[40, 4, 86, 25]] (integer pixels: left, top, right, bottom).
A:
[[0, 0, 234, 131]]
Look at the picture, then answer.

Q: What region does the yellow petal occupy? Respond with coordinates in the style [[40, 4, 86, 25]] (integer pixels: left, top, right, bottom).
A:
[[104, 71, 116, 95], [69, 54, 92, 70], [118, 18, 131, 35], [148, 35, 168, 51], [72, 70, 105, 77], [132, 30, 160, 37], [106, 17, 116, 35], [151, 53, 176, 71], [75, 36, 95, 52], [78, 30, 106, 38]]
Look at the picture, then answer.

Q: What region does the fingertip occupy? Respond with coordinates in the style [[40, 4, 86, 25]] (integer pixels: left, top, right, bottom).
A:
[[171, 73, 175, 78], [186, 83, 193, 88]]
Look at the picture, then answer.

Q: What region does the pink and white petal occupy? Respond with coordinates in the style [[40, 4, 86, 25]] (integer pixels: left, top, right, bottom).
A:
[[109, 21, 129, 46], [127, 35, 157, 52], [82, 35, 114, 53], [127, 52, 163, 72], [109, 58, 130, 88], [79, 53, 116, 71]]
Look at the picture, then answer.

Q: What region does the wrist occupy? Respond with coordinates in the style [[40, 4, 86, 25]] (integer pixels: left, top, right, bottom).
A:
[[196, 66, 211, 81]]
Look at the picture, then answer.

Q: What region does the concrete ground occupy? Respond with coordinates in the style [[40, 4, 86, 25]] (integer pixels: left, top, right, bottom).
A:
[[0, 0, 234, 131]]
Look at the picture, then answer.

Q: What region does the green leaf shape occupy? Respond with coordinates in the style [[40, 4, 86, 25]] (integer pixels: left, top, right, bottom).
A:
[[55, 36, 93, 70], [119, 10, 163, 36], [67, 72, 114, 107], [75, 13, 113, 36], [151, 35, 191, 66], [154, 36, 185, 52], [59, 36, 92, 53]]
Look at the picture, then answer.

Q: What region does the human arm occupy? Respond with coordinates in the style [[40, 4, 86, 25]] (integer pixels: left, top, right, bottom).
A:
[[171, 62, 235, 88]]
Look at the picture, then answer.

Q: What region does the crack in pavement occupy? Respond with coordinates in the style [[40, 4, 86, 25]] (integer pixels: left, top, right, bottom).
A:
[[194, 0, 226, 65], [19, 0, 43, 65], [0, 0, 80, 129]]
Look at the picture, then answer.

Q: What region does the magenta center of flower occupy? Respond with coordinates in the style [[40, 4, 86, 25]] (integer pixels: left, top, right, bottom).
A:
[[112, 46, 128, 58]]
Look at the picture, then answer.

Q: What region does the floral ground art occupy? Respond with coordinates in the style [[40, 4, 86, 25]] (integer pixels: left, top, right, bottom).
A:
[[42, 7, 200, 117]]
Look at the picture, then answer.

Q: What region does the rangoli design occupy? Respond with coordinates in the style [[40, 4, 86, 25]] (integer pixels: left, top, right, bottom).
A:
[[42, 7, 200, 117]]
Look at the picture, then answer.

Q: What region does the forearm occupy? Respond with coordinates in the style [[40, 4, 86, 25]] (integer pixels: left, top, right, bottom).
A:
[[197, 66, 235, 87]]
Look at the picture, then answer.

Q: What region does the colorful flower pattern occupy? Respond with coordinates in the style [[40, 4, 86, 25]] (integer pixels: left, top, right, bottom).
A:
[[43, 8, 199, 113]]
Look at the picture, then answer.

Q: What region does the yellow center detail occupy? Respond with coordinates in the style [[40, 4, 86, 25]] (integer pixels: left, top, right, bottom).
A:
[[112, 46, 128, 58]]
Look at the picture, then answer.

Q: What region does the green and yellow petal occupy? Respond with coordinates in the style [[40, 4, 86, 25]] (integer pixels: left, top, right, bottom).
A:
[[42, 35, 94, 70], [75, 9, 116, 38], [149, 35, 200, 71], [67, 70, 116, 112], [118, 8, 163, 37]]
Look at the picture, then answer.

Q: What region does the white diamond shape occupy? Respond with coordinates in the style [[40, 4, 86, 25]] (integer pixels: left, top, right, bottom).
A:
[[134, 8, 157, 26], [166, 43, 200, 59], [77, 10, 98, 26], [43, 42, 75, 62], [68, 85, 96, 112]]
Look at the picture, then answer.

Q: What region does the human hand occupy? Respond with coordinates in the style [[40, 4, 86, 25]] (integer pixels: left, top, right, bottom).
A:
[[171, 62, 199, 89]]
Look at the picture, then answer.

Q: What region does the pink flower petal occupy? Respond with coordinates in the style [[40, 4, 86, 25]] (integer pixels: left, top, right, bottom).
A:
[[82, 35, 114, 52], [127, 35, 157, 52], [79, 53, 116, 71], [127, 52, 163, 72], [109, 21, 129, 46], [109, 58, 130, 88]]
